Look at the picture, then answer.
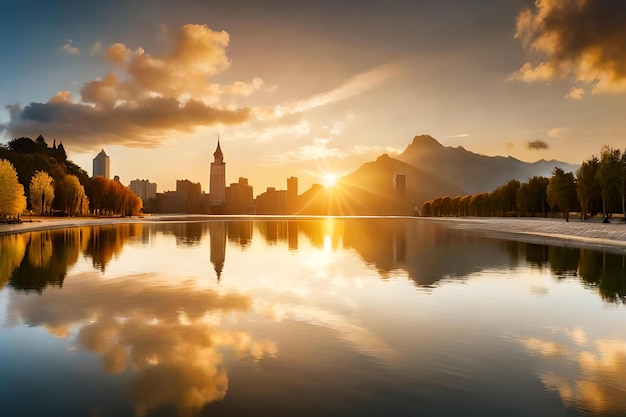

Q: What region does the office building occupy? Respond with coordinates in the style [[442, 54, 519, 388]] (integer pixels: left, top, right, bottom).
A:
[[93, 149, 110, 179]]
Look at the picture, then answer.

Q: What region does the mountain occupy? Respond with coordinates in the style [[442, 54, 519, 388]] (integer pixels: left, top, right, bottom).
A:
[[296, 134, 579, 216], [396, 135, 579, 194]]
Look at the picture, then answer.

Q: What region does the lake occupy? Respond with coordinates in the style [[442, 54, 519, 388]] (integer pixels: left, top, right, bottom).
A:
[[1, 218, 625, 417]]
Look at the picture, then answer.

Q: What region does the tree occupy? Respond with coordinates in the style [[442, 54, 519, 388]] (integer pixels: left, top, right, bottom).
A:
[[0, 159, 27, 217], [29, 171, 55, 215], [54, 174, 88, 216], [596, 146, 622, 222], [516, 183, 530, 217], [547, 167, 577, 222], [576, 156, 600, 220], [527, 176, 549, 217]]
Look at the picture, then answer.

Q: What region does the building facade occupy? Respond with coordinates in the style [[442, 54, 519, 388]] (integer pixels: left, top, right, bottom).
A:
[[225, 177, 254, 214], [129, 179, 157, 203], [287, 176, 298, 213], [93, 149, 110, 179]]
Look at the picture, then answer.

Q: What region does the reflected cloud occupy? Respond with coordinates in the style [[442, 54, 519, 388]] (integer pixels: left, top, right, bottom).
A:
[[6, 271, 274, 417], [522, 327, 626, 415]]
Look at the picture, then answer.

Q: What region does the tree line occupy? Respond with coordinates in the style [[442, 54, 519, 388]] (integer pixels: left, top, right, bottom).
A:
[[0, 136, 141, 218], [421, 145, 624, 222]]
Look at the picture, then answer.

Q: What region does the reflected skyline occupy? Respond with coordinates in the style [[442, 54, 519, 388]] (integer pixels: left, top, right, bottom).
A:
[[2, 219, 626, 303]]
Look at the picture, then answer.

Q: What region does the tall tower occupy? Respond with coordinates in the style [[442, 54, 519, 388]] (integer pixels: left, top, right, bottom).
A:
[[287, 176, 298, 213], [93, 149, 110, 179], [209, 136, 226, 205]]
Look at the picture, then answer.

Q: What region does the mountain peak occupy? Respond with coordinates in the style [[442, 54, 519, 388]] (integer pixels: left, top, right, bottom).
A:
[[410, 135, 443, 148]]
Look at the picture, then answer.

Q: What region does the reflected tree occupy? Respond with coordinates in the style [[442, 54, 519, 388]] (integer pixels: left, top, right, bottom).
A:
[[548, 246, 580, 278], [9, 229, 84, 293]]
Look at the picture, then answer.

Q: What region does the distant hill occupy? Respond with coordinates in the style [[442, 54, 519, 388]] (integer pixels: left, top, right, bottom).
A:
[[396, 135, 579, 194]]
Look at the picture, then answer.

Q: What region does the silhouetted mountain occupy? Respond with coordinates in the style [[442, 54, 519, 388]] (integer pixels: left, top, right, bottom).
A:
[[396, 135, 579, 194]]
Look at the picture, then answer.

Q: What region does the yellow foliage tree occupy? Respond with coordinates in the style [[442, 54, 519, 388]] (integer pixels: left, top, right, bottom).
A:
[[0, 159, 27, 217], [29, 170, 55, 215]]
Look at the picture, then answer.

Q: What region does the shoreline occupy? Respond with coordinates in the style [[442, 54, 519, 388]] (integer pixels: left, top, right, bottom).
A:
[[2, 215, 626, 251], [429, 216, 626, 252]]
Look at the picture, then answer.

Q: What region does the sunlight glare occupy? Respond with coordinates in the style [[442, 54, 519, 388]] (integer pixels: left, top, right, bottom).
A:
[[321, 172, 338, 188]]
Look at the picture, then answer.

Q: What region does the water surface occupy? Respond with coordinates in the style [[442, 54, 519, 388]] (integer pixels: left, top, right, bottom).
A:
[[1, 218, 625, 417]]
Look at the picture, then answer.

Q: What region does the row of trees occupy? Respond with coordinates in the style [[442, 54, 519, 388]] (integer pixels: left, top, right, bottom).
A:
[[0, 136, 142, 218], [0, 160, 90, 217], [422, 145, 625, 222]]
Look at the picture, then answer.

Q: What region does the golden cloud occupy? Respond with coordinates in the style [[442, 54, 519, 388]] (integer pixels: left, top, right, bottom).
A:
[[512, 0, 626, 94], [5, 24, 254, 149], [106, 43, 132, 64]]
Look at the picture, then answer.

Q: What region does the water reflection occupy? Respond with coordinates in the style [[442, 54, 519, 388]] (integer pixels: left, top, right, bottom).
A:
[[7, 271, 275, 416], [2, 219, 626, 304], [9, 228, 89, 293], [2, 219, 626, 416], [522, 328, 626, 415]]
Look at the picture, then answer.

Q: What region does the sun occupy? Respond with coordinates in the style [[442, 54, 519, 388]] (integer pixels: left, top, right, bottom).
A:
[[321, 172, 338, 188]]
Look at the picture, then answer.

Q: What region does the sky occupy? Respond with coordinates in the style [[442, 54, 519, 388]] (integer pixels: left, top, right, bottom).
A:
[[2, 0, 626, 193]]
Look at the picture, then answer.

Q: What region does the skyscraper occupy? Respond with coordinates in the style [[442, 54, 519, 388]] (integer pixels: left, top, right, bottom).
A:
[[209, 138, 226, 205], [287, 176, 298, 213], [93, 149, 110, 179]]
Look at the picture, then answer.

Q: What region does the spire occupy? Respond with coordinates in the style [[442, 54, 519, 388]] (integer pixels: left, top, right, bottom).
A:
[[213, 134, 224, 163]]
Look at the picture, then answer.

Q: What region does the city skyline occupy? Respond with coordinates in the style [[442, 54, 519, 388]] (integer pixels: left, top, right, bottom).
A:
[[2, 1, 626, 192]]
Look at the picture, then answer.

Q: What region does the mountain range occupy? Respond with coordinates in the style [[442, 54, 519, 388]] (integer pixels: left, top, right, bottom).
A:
[[298, 135, 579, 216]]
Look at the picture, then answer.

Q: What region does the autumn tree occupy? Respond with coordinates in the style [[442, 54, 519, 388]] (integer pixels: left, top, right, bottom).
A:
[[0, 159, 27, 218], [29, 171, 55, 215], [596, 146, 622, 222], [547, 167, 577, 222], [55, 174, 89, 216], [576, 156, 600, 220]]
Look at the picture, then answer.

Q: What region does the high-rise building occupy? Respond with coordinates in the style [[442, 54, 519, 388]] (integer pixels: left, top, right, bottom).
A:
[[129, 179, 157, 203], [93, 149, 110, 179], [209, 138, 226, 205], [287, 176, 298, 213], [177, 179, 202, 213], [225, 177, 253, 214]]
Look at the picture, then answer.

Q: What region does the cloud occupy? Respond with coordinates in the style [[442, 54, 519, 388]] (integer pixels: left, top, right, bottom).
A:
[[256, 63, 402, 120], [547, 127, 568, 138], [62, 40, 80, 56], [90, 41, 101, 55], [7, 97, 250, 148], [527, 139, 549, 150], [512, 0, 626, 94], [565, 86, 584, 100], [106, 43, 132, 64], [6, 24, 253, 149], [262, 137, 346, 165]]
